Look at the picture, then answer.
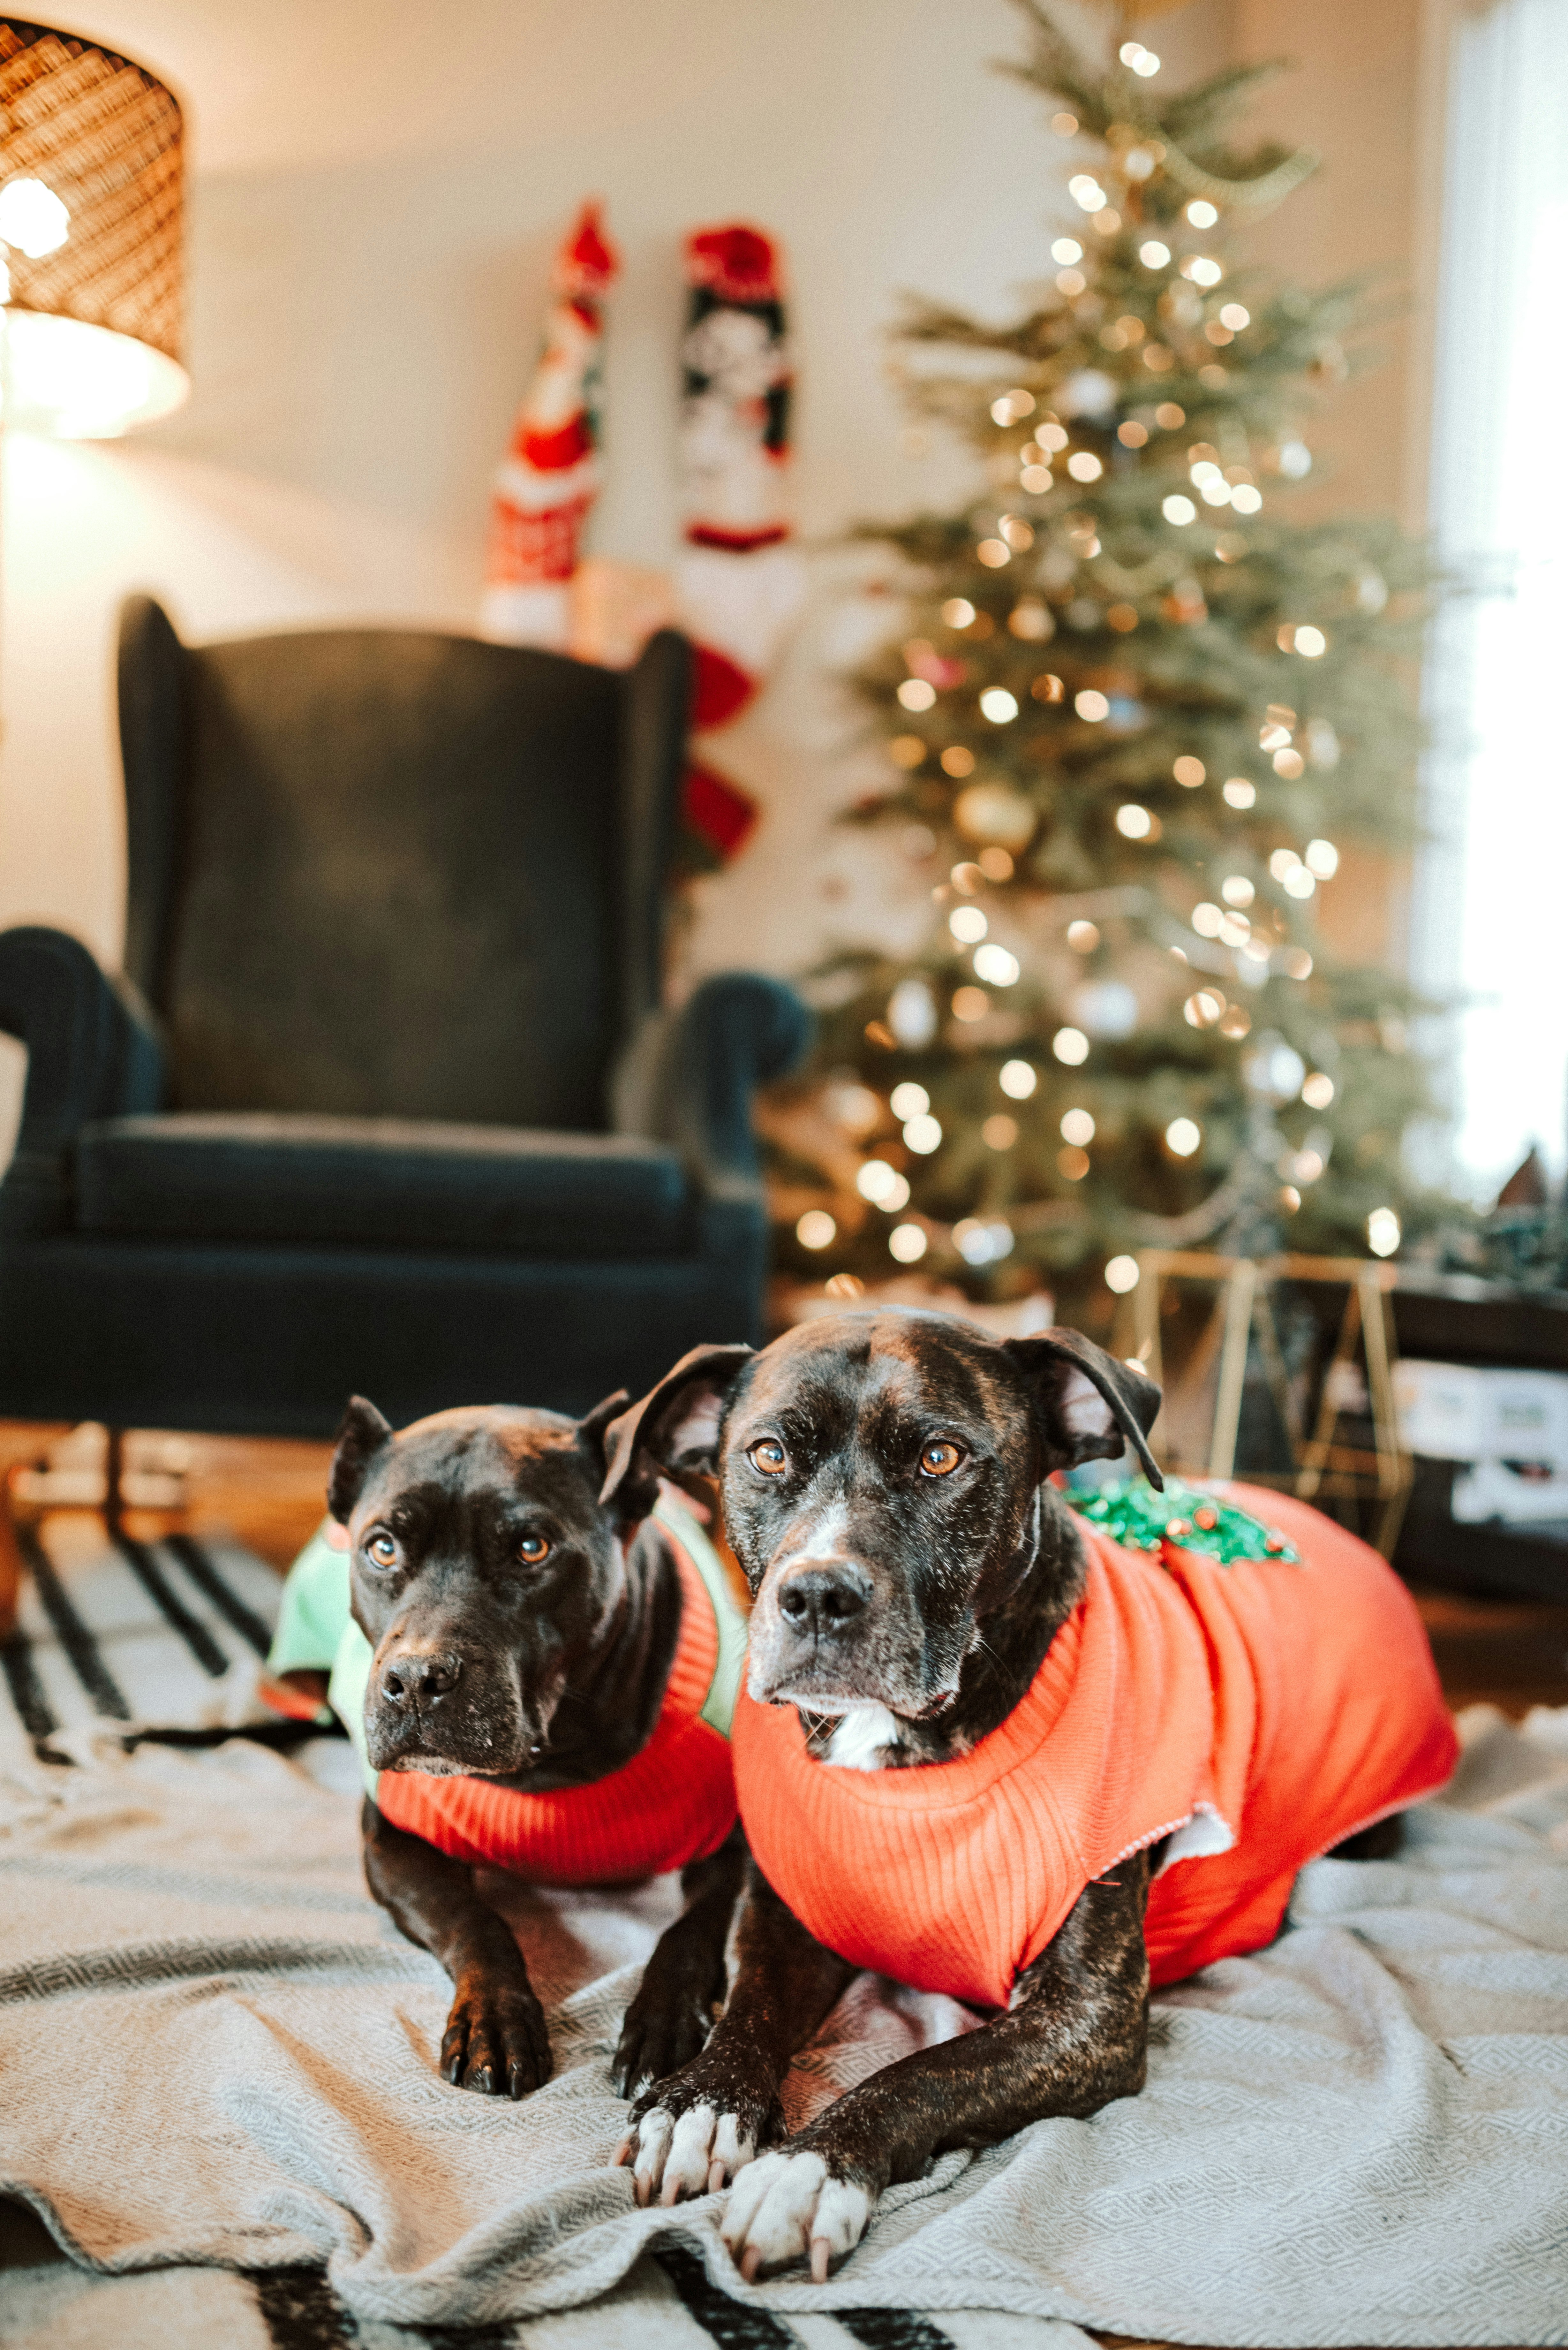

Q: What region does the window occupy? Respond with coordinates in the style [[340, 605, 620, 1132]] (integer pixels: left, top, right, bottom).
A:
[[1414, 0, 1568, 1198]]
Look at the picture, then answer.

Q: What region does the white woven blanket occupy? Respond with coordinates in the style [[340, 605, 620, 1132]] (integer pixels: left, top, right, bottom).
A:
[[2, 1708, 1565, 2345]]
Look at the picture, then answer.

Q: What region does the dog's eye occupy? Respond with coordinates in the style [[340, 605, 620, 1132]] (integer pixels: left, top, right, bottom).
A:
[[363, 1531, 401, 1571], [747, 1438, 789, 1478], [517, 1533, 551, 1566], [919, 1440, 965, 1478]]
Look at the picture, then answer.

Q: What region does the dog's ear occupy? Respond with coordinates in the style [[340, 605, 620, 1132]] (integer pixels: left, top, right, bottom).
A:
[[573, 1388, 631, 1485], [599, 1343, 756, 1519], [329, 1395, 394, 1523], [1002, 1329, 1164, 1490]]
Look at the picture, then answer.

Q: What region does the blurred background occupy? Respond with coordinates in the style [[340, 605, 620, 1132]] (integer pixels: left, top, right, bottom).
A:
[[1, 0, 1566, 1639]]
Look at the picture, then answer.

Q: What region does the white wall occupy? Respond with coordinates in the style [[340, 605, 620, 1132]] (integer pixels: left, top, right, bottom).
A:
[[0, 0, 1233, 1147]]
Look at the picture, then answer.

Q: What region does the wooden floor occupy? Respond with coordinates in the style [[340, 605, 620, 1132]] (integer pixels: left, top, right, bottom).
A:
[[3, 1419, 1565, 1716]]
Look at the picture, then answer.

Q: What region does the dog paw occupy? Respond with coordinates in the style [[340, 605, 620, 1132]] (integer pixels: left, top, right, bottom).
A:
[[611, 1982, 714, 2101], [441, 1977, 552, 2097], [720, 2149, 873, 2282], [615, 2098, 759, 2207], [610, 2033, 780, 2203]]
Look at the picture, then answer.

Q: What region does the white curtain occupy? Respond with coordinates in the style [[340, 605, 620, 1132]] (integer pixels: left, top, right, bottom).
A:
[[1413, 0, 1568, 1199]]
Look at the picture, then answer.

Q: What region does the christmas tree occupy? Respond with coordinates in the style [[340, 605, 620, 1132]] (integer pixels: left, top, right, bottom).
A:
[[775, 1, 1436, 1325]]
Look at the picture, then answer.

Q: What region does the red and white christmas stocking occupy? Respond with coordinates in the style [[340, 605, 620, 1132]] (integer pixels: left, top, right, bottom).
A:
[[480, 202, 618, 650], [675, 224, 806, 865]]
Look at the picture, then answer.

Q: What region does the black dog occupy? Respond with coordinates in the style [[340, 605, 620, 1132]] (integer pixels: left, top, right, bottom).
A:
[[602, 1311, 1422, 2275], [324, 1394, 744, 2100]]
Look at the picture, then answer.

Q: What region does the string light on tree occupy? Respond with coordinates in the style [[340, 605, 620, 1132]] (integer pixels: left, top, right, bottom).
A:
[[777, 3, 1439, 1306]]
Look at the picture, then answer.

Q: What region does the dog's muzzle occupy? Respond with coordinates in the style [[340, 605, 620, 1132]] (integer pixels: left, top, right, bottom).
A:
[[377, 1648, 461, 1713], [775, 1559, 871, 1641], [364, 1639, 539, 1775]]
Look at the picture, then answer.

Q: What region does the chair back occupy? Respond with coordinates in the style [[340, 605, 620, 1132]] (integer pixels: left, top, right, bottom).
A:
[[117, 600, 689, 1128]]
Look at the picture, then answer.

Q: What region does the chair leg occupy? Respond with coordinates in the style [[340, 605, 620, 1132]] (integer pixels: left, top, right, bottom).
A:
[[0, 1467, 22, 1642], [0, 1425, 71, 1641], [104, 1426, 126, 1533]]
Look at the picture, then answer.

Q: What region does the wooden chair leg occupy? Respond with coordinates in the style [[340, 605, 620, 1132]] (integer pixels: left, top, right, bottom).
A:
[[104, 1426, 126, 1532], [0, 1425, 72, 1640], [0, 1469, 22, 1642]]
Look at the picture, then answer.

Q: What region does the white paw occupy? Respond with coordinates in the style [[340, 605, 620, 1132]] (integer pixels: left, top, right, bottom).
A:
[[617, 2102, 757, 2206], [628, 2105, 672, 2206], [720, 2148, 873, 2281]]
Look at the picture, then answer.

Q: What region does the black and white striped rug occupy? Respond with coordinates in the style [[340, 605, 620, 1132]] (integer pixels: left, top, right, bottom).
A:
[[0, 1514, 289, 1766], [0, 1540, 1049, 2350], [0, 2230, 1052, 2348]]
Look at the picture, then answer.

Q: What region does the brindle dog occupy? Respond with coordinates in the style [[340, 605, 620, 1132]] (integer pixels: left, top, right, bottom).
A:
[[326, 1394, 744, 2100], [602, 1312, 1399, 2279]]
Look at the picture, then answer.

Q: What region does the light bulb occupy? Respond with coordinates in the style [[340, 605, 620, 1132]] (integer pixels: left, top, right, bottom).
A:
[[973, 943, 1020, 986], [0, 176, 70, 257], [1368, 1208, 1401, 1258]]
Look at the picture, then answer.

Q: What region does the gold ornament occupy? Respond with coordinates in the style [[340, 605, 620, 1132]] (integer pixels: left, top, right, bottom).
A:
[[954, 780, 1037, 852]]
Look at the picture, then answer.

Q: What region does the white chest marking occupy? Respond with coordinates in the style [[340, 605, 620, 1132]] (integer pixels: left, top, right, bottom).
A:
[[824, 1702, 901, 1771]]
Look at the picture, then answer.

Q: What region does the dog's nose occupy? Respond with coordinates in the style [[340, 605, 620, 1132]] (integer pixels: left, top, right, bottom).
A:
[[777, 1563, 871, 1640], [379, 1652, 461, 1708]]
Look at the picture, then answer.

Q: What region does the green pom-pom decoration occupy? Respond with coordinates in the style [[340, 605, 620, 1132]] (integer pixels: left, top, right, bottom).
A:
[[1066, 1475, 1299, 1566]]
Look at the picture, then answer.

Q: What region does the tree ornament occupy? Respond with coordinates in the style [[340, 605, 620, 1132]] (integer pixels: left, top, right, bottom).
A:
[[1059, 366, 1118, 418], [1069, 979, 1139, 1039], [887, 977, 939, 1049], [954, 780, 1038, 852]]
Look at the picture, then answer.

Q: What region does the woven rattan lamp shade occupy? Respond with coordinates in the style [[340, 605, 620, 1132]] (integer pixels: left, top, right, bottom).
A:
[[0, 17, 186, 436]]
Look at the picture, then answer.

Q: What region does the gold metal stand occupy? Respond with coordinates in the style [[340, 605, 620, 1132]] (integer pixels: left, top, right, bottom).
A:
[[1127, 1250, 1412, 1558]]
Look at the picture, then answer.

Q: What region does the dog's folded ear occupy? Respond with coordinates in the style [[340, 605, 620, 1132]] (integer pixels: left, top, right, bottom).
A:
[[599, 1343, 756, 1520], [329, 1395, 394, 1523], [574, 1388, 631, 1482], [1002, 1329, 1164, 1491]]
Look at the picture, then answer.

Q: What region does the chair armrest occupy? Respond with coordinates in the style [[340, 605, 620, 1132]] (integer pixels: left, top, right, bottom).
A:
[[0, 927, 164, 1235], [614, 972, 812, 1204]]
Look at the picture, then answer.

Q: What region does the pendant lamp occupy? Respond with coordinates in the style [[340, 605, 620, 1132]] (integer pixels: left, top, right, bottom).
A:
[[0, 17, 185, 438]]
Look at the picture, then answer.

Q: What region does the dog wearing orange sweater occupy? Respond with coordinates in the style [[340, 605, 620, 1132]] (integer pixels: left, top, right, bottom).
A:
[[604, 1312, 1457, 2278], [267, 1393, 748, 2100]]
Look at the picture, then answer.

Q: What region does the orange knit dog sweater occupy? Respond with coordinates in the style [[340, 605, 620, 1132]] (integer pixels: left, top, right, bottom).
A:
[[734, 1485, 1457, 2008]]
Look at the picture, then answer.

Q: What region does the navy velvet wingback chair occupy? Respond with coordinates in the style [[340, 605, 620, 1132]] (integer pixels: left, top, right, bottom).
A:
[[0, 598, 807, 1435]]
